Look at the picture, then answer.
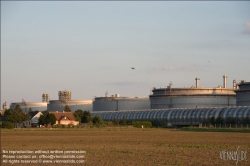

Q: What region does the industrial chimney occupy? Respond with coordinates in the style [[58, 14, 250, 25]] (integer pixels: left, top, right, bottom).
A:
[[233, 79, 237, 89], [223, 75, 228, 88], [195, 78, 200, 88]]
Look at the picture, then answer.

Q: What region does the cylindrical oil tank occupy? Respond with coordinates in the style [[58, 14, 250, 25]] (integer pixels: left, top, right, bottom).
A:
[[150, 88, 236, 109], [47, 100, 93, 112], [93, 96, 150, 111], [235, 81, 250, 106], [10, 102, 47, 112]]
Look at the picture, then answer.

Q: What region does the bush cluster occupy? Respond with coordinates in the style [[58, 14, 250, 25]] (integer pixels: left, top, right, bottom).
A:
[[2, 121, 14, 129], [132, 121, 152, 128]]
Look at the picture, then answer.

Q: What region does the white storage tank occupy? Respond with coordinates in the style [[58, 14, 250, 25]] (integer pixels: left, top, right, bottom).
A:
[[10, 99, 47, 112], [93, 95, 150, 111], [150, 75, 236, 109], [47, 100, 93, 112]]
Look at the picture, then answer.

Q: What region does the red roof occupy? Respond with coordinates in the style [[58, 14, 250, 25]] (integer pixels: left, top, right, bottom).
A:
[[49, 112, 75, 121]]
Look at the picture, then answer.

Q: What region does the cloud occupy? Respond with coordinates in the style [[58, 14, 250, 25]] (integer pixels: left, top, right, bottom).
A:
[[154, 64, 201, 72], [243, 22, 250, 34]]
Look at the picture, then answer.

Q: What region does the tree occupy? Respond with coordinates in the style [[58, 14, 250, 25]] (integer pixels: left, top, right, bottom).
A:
[[38, 111, 51, 127], [73, 112, 81, 123], [64, 105, 71, 112], [28, 107, 32, 113], [20, 112, 29, 122], [6, 110, 21, 123], [14, 105, 22, 113], [92, 116, 103, 125], [4, 108, 29, 124], [82, 111, 92, 123], [42, 110, 49, 116], [48, 114, 56, 126], [38, 114, 46, 126], [75, 109, 84, 118]]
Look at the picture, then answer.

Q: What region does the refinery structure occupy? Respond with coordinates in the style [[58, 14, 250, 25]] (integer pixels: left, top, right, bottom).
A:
[[235, 81, 250, 106], [5, 75, 250, 126], [150, 75, 236, 109]]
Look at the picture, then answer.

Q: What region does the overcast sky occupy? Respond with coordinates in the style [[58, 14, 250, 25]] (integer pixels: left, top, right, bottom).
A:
[[1, 1, 250, 107]]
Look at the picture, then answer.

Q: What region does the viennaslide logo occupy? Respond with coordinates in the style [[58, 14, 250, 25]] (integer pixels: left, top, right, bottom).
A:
[[220, 146, 247, 165]]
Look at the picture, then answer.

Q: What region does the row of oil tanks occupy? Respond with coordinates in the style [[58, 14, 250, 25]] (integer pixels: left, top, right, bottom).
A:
[[91, 77, 250, 126], [7, 76, 250, 113], [8, 90, 92, 112], [93, 76, 250, 111]]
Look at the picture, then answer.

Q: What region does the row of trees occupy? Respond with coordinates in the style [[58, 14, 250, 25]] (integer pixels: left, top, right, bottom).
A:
[[38, 111, 56, 126], [3, 105, 29, 124]]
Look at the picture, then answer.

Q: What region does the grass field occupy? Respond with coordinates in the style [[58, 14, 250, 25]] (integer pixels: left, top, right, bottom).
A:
[[1, 127, 250, 166]]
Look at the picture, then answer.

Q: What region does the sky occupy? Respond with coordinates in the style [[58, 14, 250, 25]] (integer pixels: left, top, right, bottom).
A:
[[1, 1, 250, 107]]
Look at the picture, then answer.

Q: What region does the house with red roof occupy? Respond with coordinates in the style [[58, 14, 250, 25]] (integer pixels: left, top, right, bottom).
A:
[[49, 111, 79, 125]]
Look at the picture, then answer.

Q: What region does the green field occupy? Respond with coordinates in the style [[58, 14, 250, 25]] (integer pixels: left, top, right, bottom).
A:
[[1, 127, 250, 166]]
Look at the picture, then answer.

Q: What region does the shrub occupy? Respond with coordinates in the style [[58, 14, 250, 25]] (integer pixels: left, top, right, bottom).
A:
[[151, 120, 165, 127], [215, 116, 223, 125], [92, 116, 103, 125], [2, 122, 14, 129], [132, 121, 152, 128], [112, 118, 119, 125], [107, 121, 113, 126]]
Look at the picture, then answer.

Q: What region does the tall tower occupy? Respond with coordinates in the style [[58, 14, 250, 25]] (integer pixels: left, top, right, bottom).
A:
[[2, 101, 7, 110], [58, 90, 71, 101], [42, 93, 50, 102], [223, 75, 228, 88], [195, 78, 200, 88], [233, 80, 237, 89]]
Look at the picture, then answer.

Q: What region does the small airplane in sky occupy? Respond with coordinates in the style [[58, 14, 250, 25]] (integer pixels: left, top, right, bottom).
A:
[[131, 67, 135, 70]]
